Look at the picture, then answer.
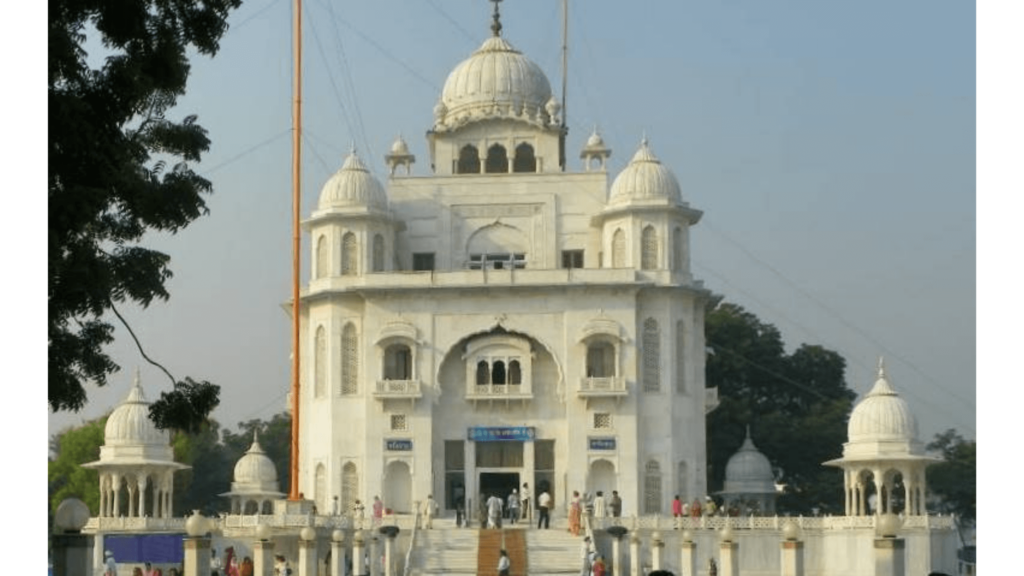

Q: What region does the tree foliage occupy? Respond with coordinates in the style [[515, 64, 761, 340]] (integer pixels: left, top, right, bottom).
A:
[[926, 428, 976, 523], [49, 0, 241, 431], [48, 417, 107, 515], [705, 302, 856, 514], [221, 412, 293, 496]]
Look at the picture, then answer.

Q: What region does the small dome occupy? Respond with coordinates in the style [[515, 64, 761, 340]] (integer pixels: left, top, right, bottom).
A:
[[847, 359, 919, 444], [232, 432, 280, 490], [390, 135, 410, 155], [608, 139, 683, 206], [103, 373, 169, 447], [722, 428, 776, 495], [317, 152, 387, 210], [586, 130, 606, 148], [439, 36, 554, 128]]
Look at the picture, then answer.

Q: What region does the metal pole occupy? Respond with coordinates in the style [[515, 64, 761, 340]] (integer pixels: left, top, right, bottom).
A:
[[289, 0, 303, 501]]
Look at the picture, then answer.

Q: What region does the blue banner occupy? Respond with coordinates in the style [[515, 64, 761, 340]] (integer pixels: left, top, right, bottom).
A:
[[385, 439, 413, 451], [589, 437, 616, 450], [103, 534, 185, 563], [468, 426, 536, 442]]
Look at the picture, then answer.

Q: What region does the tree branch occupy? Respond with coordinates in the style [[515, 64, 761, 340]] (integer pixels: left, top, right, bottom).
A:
[[108, 299, 177, 387]]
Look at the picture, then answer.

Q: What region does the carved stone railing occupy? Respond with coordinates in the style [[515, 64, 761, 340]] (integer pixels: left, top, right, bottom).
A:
[[219, 512, 420, 531], [84, 516, 187, 532], [596, 513, 956, 532], [374, 379, 422, 399], [465, 383, 531, 401], [578, 376, 628, 398]]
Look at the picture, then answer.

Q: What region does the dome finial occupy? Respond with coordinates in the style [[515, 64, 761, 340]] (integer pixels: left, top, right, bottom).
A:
[[490, 0, 503, 37], [877, 356, 886, 379], [133, 366, 142, 389]]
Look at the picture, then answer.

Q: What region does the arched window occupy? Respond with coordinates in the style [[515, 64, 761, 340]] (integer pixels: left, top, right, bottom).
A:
[[509, 360, 522, 384], [486, 144, 509, 173], [641, 225, 658, 270], [673, 227, 684, 271], [457, 144, 481, 174], [676, 321, 686, 393], [342, 462, 359, 513], [383, 344, 412, 380], [315, 464, 327, 512], [316, 235, 328, 278], [643, 318, 661, 392], [492, 360, 507, 384], [586, 342, 616, 378], [315, 326, 327, 398], [611, 229, 625, 267], [677, 461, 688, 503], [341, 323, 358, 394], [513, 143, 537, 173], [476, 361, 490, 385], [372, 234, 385, 272], [341, 232, 358, 276], [644, 460, 662, 514]]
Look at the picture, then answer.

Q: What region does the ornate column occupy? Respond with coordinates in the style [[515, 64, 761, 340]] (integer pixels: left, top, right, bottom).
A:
[[253, 523, 275, 576], [629, 532, 640, 576], [183, 512, 212, 576], [298, 526, 318, 576], [650, 531, 664, 571], [380, 526, 400, 576], [138, 474, 149, 518], [719, 524, 739, 576], [111, 473, 121, 517], [608, 526, 626, 576], [780, 521, 804, 576], [679, 531, 696, 576], [874, 514, 906, 576], [330, 530, 346, 576], [352, 531, 366, 576], [369, 534, 380, 576]]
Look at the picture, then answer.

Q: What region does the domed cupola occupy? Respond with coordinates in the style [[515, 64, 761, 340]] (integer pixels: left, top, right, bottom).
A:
[[847, 358, 920, 447], [103, 370, 169, 448], [220, 430, 285, 514], [608, 138, 683, 207], [718, 426, 778, 513], [723, 427, 776, 494], [317, 151, 388, 211], [434, 9, 556, 132]]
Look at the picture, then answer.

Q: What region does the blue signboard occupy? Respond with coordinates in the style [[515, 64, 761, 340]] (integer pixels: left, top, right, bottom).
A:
[[589, 437, 616, 450], [103, 534, 185, 563], [385, 439, 413, 451], [468, 426, 536, 442]]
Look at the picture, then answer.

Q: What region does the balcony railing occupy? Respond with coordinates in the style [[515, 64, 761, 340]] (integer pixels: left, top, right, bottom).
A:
[[465, 382, 531, 400], [578, 376, 628, 397], [374, 379, 422, 399]]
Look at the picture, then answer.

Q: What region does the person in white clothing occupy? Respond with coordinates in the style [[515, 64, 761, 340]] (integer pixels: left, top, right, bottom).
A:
[[497, 550, 511, 576], [422, 494, 438, 529], [592, 491, 607, 529], [486, 494, 504, 529]]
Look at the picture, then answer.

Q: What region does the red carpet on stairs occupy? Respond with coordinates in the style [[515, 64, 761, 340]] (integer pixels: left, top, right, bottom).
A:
[[477, 529, 528, 576]]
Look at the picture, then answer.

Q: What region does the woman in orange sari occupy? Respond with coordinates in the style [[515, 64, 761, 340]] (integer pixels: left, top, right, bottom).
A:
[[568, 490, 582, 536]]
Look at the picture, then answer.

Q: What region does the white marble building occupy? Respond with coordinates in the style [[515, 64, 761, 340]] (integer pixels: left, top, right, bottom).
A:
[[294, 12, 719, 520]]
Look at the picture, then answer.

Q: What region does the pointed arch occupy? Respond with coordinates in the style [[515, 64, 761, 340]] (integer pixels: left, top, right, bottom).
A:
[[315, 464, 327, 511], [513, 142, 536, 173], [611, 229, 625, 268], [315, 326, 327, 398], [316, 235, 329, 278], [372, 233, 385, 272], [341, 232, 358, 276], [641, 225, 658, 270], [486, 143, 509, 173], [644, 460, 663, 514], [341, 462, 359, 513], [341, 323, 359, 395], [643, 318, 661, 392], [457, 144, 480, 174]]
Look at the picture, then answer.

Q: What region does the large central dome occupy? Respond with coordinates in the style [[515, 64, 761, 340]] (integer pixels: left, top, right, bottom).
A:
[[437, 35, 555, 129]]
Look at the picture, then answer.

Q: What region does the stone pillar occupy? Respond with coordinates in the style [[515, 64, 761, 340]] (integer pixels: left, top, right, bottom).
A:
[[680, 538, 696, 576], [523, 442, 535, 522], [781, 540, 804, 576], [331, 532, 346, 576], [52, 533, 94, 576], [719, 541, 739, 576], [383, 532, 397, 576], [352, 532, 366, 576], [298, 535, 318, 576], [253, 540, 275, 576], [651, 532, 664, 571], [874, 538, 905, 576], [629, 534, 641, 576], [183, 536, 212, 576], [611, 535, 623, 576], [369, 535, 381, 576]]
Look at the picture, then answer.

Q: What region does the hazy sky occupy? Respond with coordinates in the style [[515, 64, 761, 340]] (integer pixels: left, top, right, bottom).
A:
[[45, 0, 976, 447]]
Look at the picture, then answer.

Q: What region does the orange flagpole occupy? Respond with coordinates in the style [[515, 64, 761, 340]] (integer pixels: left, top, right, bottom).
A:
[[289, 0, 303, 501]]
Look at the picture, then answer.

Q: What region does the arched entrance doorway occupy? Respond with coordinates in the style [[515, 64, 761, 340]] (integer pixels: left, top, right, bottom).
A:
[[588, 459, 616, 496], [384, 461, 412, 513]]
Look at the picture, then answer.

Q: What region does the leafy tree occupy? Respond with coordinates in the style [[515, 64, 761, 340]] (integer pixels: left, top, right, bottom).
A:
[[705, 302, 856, 514], [222, 412, 293, 496], [49, 0, 241, 431], [927, 428, 976, 523], [172, 420, 232, 515], [48, 417, 107, 515]]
